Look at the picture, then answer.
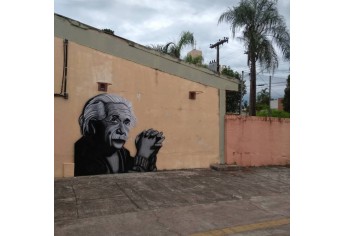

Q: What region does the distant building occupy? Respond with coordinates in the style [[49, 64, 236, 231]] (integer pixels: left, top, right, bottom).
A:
[[187, 49, 202, 58], [270, 98, 284, 111]]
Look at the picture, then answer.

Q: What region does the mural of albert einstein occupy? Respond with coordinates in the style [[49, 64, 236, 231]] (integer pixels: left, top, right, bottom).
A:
[[74, 93, 165, 176]]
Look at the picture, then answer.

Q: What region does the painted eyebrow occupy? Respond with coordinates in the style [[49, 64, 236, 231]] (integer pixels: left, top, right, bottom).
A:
[[110, 115, 120, 119]]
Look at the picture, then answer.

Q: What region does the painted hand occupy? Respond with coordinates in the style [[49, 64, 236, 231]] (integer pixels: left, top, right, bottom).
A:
[[135, 128, 165, 159]]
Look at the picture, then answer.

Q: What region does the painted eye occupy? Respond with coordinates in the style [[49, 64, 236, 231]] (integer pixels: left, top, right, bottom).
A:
[[110, 116, 119, 124], [124, 119, 131, 126]]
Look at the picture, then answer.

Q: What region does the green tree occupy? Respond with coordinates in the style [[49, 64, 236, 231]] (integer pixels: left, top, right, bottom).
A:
[[102, 28, 114, 35], [243, 100, 248, 111], [282, 74, 290, 112], [256, 88, 270, 111], [221, 66, 247, 113], [184, 54, 204, 65], [218, 0, 290, 116], [147, 31, 194, 59]]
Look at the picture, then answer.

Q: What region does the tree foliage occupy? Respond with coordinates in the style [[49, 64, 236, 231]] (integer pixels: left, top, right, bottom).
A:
[[184, 54, 203, 65], [256, 88, 270, 111], [218, 0, 290, 116], [222, 66, 241, 79], [257, 109, 290, 118], [282, 74, 290, 112], [147, 31, 194, 59], [102, 28, 114, 35], [243, 100, 248, 111], [221, 67, 247, 113]]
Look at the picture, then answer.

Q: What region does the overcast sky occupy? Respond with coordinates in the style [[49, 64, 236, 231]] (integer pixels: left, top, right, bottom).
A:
[[54, 0, 290, 100]]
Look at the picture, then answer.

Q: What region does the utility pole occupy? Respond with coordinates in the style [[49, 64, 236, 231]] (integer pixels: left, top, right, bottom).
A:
[[210, 37, 228, 74], [239, 70, 244, 115], [269, 75, 272, 117]]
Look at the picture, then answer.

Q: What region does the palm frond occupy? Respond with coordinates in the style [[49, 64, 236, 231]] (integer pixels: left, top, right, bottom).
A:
[[146, 44, 165, 52], [162, 42, 176, 54], [176, 31, 194, 57], [257, 37, 279, 73]]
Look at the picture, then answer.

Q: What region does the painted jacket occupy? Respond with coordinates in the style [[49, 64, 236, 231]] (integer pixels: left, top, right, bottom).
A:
[[74, 136, 157, 176]]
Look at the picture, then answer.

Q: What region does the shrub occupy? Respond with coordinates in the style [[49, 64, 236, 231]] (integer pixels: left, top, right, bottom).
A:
[[257, 109, 290, 118]]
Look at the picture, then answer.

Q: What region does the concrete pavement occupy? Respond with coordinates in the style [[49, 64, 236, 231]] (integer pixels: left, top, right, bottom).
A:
[[55, 166, 290, 235]]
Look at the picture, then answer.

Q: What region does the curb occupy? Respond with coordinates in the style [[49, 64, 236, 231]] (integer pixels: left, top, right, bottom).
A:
[[210, 164, 241, 171]]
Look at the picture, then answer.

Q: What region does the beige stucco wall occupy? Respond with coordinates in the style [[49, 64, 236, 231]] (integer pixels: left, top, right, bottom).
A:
[[55, 37, 220, 177], [225, 115, 290, 166]]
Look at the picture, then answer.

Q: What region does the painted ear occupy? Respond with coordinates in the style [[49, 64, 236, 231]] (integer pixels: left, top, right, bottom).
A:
[[88, 120, 97, 135]]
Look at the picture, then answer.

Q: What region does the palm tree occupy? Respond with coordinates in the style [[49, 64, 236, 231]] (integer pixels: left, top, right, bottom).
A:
[[218, 0, 289, 116], [147, 44, 165, 53], [147, 31, 195, 59]]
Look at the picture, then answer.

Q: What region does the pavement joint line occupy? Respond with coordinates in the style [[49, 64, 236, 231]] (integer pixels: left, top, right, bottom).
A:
[[115, 182, 141, 209], [254, 172, 289, 185], [151, 209, 181, 236], [189, 217, 290, 236], [71, 185, 80, 218]]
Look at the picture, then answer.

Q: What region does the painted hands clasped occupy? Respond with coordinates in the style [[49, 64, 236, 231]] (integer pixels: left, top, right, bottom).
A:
[[135, 128, 165, 158]]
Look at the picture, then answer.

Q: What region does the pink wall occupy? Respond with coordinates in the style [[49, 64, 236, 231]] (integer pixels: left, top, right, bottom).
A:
[[225, 115, 290, 166]]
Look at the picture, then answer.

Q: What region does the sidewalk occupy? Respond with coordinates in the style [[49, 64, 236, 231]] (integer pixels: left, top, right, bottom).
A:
[[55, 166, 290, 236]]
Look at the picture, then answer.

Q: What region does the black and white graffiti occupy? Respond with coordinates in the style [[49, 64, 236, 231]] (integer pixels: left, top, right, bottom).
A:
[[74, 94, 165, 176]]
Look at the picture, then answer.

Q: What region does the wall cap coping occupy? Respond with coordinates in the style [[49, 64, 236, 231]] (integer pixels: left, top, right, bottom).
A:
[[54, 13, 240, 91], [225, 115, 290, 123]]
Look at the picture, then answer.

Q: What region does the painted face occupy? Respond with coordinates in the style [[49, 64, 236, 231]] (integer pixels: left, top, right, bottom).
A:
[[100, 103, 133, 149]]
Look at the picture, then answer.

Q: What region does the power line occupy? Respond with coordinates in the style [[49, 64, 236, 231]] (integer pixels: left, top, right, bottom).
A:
[[257, 74, 269, 85], [256, 74, 285, 98], [256, 88, 283, 98], [264, 81, 286, 84]]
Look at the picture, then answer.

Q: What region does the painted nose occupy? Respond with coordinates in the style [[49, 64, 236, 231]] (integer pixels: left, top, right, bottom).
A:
[[116, 127, 124, 135]]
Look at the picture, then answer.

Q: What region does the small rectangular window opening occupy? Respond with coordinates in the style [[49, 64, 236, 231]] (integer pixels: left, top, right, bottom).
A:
[[97, 82, 111, 92], [189, 91, 196, 100]]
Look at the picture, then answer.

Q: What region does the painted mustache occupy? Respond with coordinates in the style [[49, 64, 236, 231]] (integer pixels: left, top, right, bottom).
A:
[[112, 137, 127, 141], [106, 128, 129, 146], [110, 133, 128, 141]]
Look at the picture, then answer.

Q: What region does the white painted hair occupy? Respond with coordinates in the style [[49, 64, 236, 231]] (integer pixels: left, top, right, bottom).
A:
[[79, 93, 137, 135]]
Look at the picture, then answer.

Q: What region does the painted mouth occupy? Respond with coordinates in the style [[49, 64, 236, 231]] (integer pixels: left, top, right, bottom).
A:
[[112, 139, 125, 145]]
